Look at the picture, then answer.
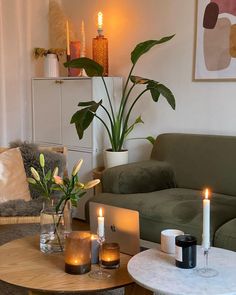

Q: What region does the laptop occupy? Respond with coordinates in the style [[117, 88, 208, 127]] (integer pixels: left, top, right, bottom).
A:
[[89, 202, 140, 255]]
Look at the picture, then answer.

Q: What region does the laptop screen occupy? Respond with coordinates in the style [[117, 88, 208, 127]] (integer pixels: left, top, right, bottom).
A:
[[89, 202, 140, 255]]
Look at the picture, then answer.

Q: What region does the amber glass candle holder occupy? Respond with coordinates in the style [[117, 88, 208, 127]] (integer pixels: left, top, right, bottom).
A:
[[65, 231, 91, 275], [92, 35, 108, 76], [101, 243, 120, 269]]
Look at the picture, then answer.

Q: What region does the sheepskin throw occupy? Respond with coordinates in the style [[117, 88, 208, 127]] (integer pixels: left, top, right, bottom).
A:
[[9, 141, 66, 199]]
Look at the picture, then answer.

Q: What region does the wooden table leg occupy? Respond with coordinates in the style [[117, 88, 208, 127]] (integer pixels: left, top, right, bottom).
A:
[[124, 283, 153, 295]]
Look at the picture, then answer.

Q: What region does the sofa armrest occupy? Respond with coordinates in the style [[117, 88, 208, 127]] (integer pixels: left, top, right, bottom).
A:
[[101, 160, 176, 194]]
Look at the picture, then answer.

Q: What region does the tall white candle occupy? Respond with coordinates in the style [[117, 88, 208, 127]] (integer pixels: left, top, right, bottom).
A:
[[81, 20, 86, 57], [202, 188, 210, 250], [66, 20, 70, 55], [98, 208, 104, 238]]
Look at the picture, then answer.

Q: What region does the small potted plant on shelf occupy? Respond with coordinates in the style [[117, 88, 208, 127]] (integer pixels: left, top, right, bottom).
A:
[[28, 153, 100, 253], [64, 35, 176, 168], [33, 47, 66, 77]]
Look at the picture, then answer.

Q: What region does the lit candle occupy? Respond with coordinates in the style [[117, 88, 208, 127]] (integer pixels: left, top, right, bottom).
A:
[[101, 243, 120, 269], [64, 231, 91, 275], [98, 11, 103, 31], [66, 20, 70, 56], [202, 188, 210, 250], [81, 20, 86, 57], [98, 208, 104, 238]]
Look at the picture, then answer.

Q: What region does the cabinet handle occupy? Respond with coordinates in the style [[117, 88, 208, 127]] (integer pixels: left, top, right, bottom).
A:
[[55, 80, 63, 84]]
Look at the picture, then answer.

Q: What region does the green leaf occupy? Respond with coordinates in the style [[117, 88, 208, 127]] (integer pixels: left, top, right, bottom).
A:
[[147, 81, 160, 102], [156, 84, 176, 110], [125, 115, 144, 137], [78, 101, 97, 107], [131, 35, 175, 65], [146, 136, 155, 145], [71, 100, 102, 139], [130, 76, 150, 84], [45, 170, 52, 181], [64, 57, 103, 77]]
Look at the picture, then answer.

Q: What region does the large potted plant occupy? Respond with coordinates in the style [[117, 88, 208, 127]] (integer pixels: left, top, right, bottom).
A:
[[65, 35, 176, 168]]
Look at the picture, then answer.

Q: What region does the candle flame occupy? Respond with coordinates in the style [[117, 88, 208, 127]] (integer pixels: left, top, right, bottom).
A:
[[98, 11, 103, 29], [205, 188, 209, 199], [98, 207, 103, 217]]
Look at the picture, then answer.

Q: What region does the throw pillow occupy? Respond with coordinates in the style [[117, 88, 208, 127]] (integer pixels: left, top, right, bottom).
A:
[[0, 148, 31, 203]]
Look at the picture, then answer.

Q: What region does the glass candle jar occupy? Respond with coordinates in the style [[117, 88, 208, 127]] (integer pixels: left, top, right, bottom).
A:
[[101, 243, 120, 269], [65, 231, 91, 275], [175, 235, 197, 269]]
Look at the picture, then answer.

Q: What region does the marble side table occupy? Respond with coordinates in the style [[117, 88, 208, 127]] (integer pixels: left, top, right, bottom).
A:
[[128, 246, 236, 295]]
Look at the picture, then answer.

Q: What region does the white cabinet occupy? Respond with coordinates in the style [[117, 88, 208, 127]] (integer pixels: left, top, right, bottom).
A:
[[32, 77, 122, 219]]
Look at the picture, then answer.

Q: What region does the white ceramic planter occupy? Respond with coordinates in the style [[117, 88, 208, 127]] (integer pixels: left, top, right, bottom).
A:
[[44, 54, 59, 77], [104, 150, 128, 169]]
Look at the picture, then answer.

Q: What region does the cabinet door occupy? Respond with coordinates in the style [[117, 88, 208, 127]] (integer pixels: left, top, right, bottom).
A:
[[61, 79, 93, 149], [67, 150, 93, 220], [32, 80, 61, 144]]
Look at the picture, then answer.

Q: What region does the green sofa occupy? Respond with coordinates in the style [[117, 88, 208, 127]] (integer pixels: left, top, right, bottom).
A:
[[90, 133, 236, 251]]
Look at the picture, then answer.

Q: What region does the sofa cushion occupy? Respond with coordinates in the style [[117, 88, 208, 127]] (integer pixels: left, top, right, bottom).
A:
[[102, 160, 176, 194], [0, 148, 31, 204], [151, 133, 236, 197], [214, 218, 236, 251], [90, 188, 236, 245]]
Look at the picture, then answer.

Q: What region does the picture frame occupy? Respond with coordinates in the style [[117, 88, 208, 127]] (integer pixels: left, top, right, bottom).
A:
[[195, 0, 236, 80]]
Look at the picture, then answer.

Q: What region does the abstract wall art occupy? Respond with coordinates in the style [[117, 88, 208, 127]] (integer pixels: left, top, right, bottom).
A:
[[195, 0, 236, 80]]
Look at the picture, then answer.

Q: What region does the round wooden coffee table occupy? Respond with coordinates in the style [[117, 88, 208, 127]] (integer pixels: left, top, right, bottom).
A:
[[0, 235, 150, 295]]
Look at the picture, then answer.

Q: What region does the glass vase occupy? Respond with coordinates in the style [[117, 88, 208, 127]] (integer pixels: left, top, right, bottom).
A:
[[40, 198, 72, 253]]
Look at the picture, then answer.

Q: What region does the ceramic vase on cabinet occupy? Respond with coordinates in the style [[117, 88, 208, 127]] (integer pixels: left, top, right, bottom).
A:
[[44, 54, 59, 77]]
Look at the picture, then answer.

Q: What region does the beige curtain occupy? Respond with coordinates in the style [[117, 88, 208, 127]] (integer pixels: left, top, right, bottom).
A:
[[0, 0, 49, 146]]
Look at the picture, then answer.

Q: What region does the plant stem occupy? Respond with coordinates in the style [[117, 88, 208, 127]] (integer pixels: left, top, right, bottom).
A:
[[95, 114, 115, 150], [119, 83, 135, 122], [121, 64, 135, 106], [118, 89, 148, 150], [101, 76, 115, 123], [101, 104, 114, 129]]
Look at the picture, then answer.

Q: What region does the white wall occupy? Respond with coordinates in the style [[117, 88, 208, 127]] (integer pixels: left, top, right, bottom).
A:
[[60, 0, 236, 162], [0, 0, 49, 146]]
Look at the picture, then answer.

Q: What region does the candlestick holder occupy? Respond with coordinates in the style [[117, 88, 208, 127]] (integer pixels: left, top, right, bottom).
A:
[[196, 248, 218, 278], [89, 235, 111, 279]]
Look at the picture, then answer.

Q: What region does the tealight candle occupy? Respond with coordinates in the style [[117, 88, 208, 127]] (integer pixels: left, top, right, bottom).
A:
[[101, 243, 120, 269], [65, 231, 91, 275]]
